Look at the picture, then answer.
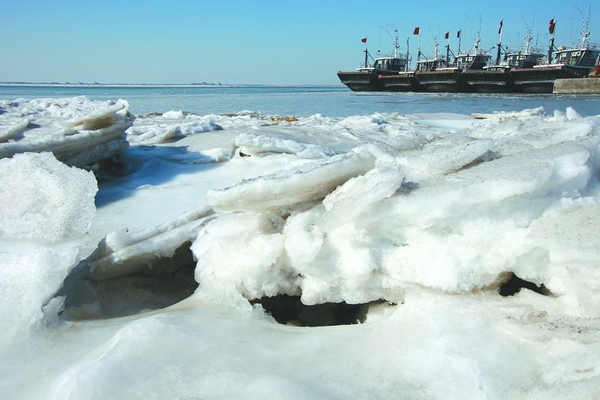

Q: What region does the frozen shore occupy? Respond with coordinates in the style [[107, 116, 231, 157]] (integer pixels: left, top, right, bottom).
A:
[[1, 96, 600, 399]]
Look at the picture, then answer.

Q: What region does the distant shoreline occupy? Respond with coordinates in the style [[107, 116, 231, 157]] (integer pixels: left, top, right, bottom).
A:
[[0, 82, 344, 88]]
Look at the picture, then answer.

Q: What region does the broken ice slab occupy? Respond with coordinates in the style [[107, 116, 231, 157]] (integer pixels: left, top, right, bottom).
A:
[[0, 98, 133, 168]]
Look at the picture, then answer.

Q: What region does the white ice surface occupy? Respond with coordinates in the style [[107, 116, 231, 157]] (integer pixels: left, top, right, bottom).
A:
[[0, 97, 133, 167], [1, 98, 600, 399]]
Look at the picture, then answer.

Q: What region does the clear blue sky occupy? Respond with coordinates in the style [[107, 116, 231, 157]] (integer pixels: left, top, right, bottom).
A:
[[1, 0, 597, 85]]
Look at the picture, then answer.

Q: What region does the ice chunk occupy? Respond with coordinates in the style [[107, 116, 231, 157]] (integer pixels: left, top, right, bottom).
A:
[[234, 132, 335, 158], [57, 103, 126, 130], [193, 212, 296, 302], [400, 135, 495, 177], [471, 106, 545, 119], [0, 152, 97, 242], [0, 97, 133, 168], [0, 118, 29, 143], [206, 145, 378, 212], [317, 165, 405, 233], [0, 241, 80, 345], [86, 205, 214, 280], [126, 112, 223, 145]]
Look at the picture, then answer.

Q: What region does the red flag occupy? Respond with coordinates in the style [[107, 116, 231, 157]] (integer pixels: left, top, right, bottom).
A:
[[361, 37, 367, 43], [498, 20, 503, 34], [549, 19, 556, 34], [445, 32, 449, 39], [457, 30, 461, 38], [413, 27, 420, 35]]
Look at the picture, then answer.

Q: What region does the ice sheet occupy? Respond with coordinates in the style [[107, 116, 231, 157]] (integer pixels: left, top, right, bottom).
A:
[[1, 97, 600, 399]]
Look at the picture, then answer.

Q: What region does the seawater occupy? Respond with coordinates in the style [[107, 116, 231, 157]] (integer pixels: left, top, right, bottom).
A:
[[1, 85, 600, 117]]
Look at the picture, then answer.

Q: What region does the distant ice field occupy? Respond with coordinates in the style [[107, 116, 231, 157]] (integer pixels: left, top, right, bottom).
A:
[[2, 84, 600, 117]]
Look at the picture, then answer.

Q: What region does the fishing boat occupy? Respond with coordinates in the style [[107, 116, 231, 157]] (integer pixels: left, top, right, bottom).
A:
[[460, 21, 520, 93], [511, 47, 600, 93], [337, 16, 599, 94], [511, 19, 600, 93], [337, 37, 409, 91], [415, 39, 493, 92]]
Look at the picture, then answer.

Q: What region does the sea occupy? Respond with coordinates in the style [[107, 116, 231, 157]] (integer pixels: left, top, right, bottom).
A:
[[2, 84, 600, 117]]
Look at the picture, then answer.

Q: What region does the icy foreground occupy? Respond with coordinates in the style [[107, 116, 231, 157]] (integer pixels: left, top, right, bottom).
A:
[[1, 98, 600, 399]]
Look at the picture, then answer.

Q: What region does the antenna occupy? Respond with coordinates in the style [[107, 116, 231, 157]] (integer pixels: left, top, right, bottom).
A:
[[521, 15, 534, 53], [465, 14, 474, 42], [389, 24, 400, 58], [575, 6, 591, 47], [379, 24, 399, 57]]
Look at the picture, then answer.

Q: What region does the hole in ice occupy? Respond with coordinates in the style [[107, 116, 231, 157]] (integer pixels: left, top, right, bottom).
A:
[[90, 153, 131, 183], [59, 241, 199, 319], [498, 272, 552, 297], [252, 295, 394, 327]]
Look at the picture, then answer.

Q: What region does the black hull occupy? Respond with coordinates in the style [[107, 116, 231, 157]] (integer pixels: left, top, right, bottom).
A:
[[378, 74, 422, 92], [337, 66, 593, 94], [416, 70, 466, 93], [461, 70, 514, 93], [336, 71, 382, 91], [511, 65, 589, 93]]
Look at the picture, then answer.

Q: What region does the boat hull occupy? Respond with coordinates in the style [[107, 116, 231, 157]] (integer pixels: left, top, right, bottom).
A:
[[378, 74, 422, 92], [461, 70, 514, 93], [415, 70, 466, 92], [336, 71, 382, 91], [338, 66, 594, 93], [511, 65, 588, 93]]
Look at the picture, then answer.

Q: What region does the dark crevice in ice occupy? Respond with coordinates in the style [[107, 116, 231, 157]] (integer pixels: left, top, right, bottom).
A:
[[58, 241, 199, 319], [91, 153, 131, 183], [252, 295, 393, 327], [499, 272, 552, 297]]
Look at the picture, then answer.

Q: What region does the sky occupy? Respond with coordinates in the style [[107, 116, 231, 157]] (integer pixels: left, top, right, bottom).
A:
[[0, 0, 598, 85]]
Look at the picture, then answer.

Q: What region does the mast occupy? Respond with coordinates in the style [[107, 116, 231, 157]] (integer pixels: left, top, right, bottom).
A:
[[548, 19, 556, 63], [406, 37, 410, 71], [579, 6, 591, 48], [496, 20, 504, 65], [522, 16, 534, 56], [393, 26, 399, 58], [414, 27, 421, 65], [445, 31, 450, 66]]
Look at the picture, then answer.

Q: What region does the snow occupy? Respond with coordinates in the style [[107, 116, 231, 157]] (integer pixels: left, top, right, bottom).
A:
[[1, 95, 600, 399]]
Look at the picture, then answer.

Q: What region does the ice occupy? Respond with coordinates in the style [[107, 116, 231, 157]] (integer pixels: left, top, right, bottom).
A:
[[206, 145, 378, 212], [234, 132, 335, 158], [0, 152, 97, 242], [0, 97, 133, 167], [0, 152, 97, 345], [0, 241, 81, 345], [2, 95, 600, 399], [0, 118, 29, 142], [127, 112, 223, 145]]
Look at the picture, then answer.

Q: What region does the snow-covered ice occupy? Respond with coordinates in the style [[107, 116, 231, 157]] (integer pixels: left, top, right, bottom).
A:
[[1, 95, 600, 399]]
